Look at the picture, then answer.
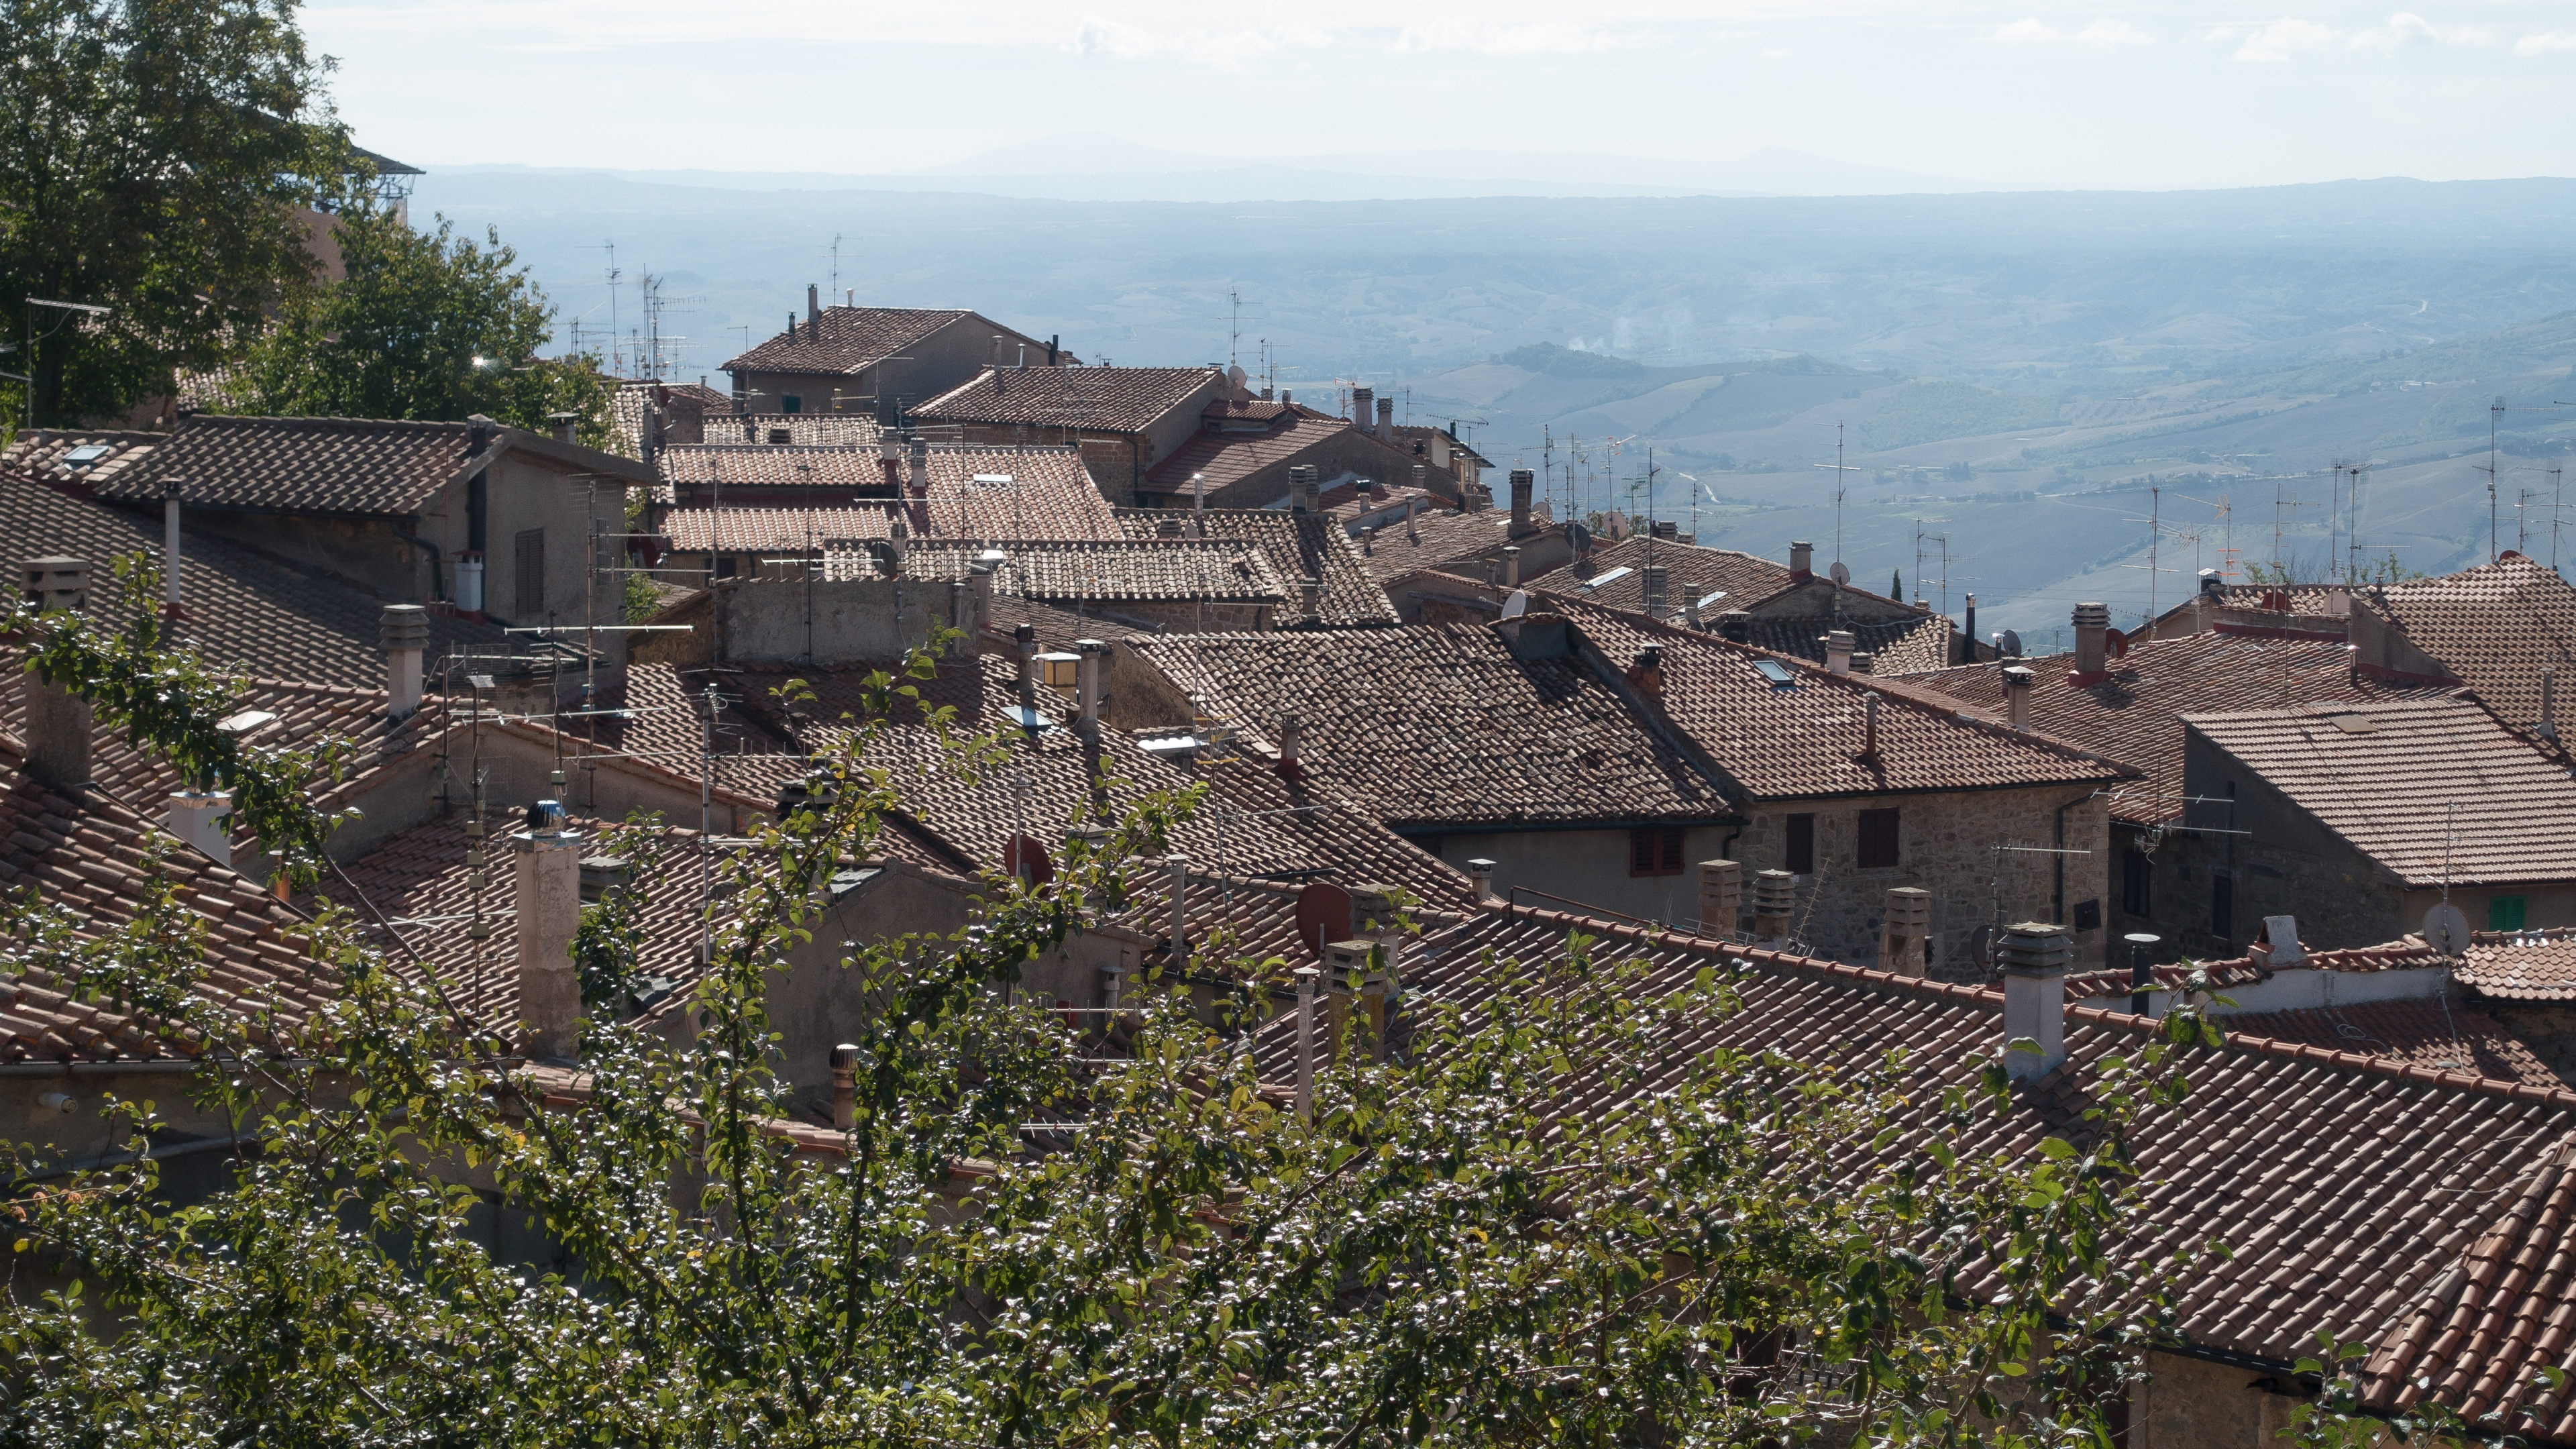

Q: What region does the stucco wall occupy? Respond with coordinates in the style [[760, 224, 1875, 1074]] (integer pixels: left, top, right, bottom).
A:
[[178, 508, 427, 603], [1417, 826, 1738, 926]]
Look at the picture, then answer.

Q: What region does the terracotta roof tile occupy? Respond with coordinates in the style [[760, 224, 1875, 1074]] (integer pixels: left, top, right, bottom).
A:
[[719, 306, 975, 376], [823, 537, 1289, 604], [2460, 928, 2576, 1002], [1903, 632, 2457, 825], [696, 412, 883, 448], [1526, 537, 1793, 614], [913, 367, 1220, 435], [1144, 405, 1428, 498], [1346, 509, 1527, 583], [2219, 1000, 2561, 1090], [2184, 697, 2576, 888], [2373, 555, 2576, 735], [123, 416, 633, 515], [659, 445, 894, 493], [1114, 508, 1396, 625]]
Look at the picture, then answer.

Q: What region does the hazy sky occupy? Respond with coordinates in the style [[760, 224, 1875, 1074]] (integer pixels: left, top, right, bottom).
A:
[[309, 1, 2570, 190]]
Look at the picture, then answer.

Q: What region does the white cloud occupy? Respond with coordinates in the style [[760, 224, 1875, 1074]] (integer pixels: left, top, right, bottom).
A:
[[1391, 21, 1640, 55], [2233, 17, 2338, 61], [2349, 12, 2490, 51], [1994, 17, 2152, 46], [2520, 30, 2576, 53], [1761, 46, 1793, 59], [1067, 17, 1335, 67]]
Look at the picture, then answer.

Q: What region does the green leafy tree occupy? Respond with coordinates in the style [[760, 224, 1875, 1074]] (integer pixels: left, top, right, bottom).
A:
[[1892, 567, 1904, 600], [0, 0, 359, 426], [217, 206, 614, 443], [0, 564, 2221, 1445]]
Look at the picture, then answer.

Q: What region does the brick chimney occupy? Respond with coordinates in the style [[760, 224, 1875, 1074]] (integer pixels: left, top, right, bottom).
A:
[[1789, 541, 1814, 581], [1998, 921, 2074, 1081], [1698, 859, 1741, 939], [166, 790, 232, 867], [1467, 857, 1497, 901], [160, 478, 184, 616], [1879, 885, 1931, 976], [21, 557, 93, 790], [2002, 664, 2035, 731], [1275, 712, 1304, 777], [1642, 564, 1669, 620], [808, 284, 820, 326], [515, 800, 583, 1061], [1375, 395, 1394, 443], [2072, 602, 2110, 681], [1509, 468, 1534, 538], [1351, 385, 1373, 426], [382, 604, 428, 720], [1824, 629, 1855, 675]]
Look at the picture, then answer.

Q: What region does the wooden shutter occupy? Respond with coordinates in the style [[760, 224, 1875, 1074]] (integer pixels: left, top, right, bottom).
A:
[[515, 529, 545, 616], [1856, 809, 1900, 869], [1785, 814, 1816, 875], [1629, 829, 1656, 877]]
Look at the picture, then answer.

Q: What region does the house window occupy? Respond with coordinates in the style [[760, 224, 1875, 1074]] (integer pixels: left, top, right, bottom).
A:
[[1856, 808, 1900, 869], [514, 529, 545, 617], [1784, 814, 1816, 874], [2491, 896, 2528, 931], [2121, 849, 2152, 917], [781, 394, 802, 415], [2210, 871, 2233, 942], [1629, 827, 1686, 877]]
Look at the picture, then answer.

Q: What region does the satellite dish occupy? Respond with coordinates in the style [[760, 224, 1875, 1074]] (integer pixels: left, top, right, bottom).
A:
[[2105, 627, 2131, 659], [1226, 364, 1248, 388], [2423, 904, 2471, 955], [1293, 881, 1355, 961], [1500, 589, 1529, 619], [1828, 561, 1851, 586], [1002, 834, 1055, 888], [1999, 629, 2023, 658], [1601, 511, 1630, 540], [1566, 521, 1593, 553]]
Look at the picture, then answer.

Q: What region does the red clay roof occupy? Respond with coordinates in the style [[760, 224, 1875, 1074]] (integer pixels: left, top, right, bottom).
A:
[[1902, 631, 2457, 825], [1142, 405, 1429, 498], [2219, 998, 2562, 1089], [718, 307, 975, 376], [2459, 928, 2576, 1002], [663, 506, 903, 554], [2186, 697, 2576, 888], [2373, 554, 2576, 736], [1525, 537, 1792, 614], [912, 366, 1220, 435], [1114, 508, 1396, 627], [659, 445, 894, 493], [661, 448, 1118, 551], [1346, 508, 1526, 583]]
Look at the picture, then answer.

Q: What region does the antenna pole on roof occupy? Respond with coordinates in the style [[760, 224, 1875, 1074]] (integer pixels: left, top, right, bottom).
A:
[[700, 682, 720, 965]]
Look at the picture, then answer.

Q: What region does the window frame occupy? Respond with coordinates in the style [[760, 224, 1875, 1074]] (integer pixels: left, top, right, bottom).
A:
[[1856, 808, 1900, 870], [1629, 826, 1686, 878], [1784, 813, 1816, 875], [514, 528, 545, 618], [2490, 895, 2529, 931]]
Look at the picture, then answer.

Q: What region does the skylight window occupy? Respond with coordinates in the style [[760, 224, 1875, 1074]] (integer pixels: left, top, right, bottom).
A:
[[1752, 659, 1798, 689], [1576, 566, 1633, 593], [969, 472, 1016, 487], [60, 444, 111, 467], [1696, 590, 1727, 610], [1005, 705, 1057, 733]]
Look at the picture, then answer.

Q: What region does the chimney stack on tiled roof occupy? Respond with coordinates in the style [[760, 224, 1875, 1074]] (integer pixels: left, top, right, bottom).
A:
[[1351, 385, 1373, 426], [1167, 854, 1191, 960], [1287, 464, 1318, 515], [166, 790, 232, 868], [1699, 859, 1741, 940], [1960, 593, 1976, 665], [1375, 396, 1394, 443], [21, 556, 93, 791], [1998, 921, 2074, 1081], [1325, 936, 1390, 1059], [1824, 629, 1855, 675], [160, 477, 184, 616], [1880, 886, 1931, 976], [1642, 564, 1669, 620], [2002, 664, 2035, 731], [807, 285, 820, 327], [1851, 651, 1875, 676], [1468, 857, 1497, 902], [1276, 712, 1303, 777], [1298, 578, 1321, 623], [2072, 602, 2111, 680], [1752, 869, 1796, 945], [830, 1044, 860, 1131], [1860, 692, 1880, 759], [1012, 623, 1039, 715], [549, 411, 577, 445], [382, 604, 429, 720], [1717, 610, 1750, 643], [2543, 667, 2559, 742], [1789, 541, 1813, 581], [1509, 468, 1534, 538], [515, 801, 582, 1062], [1627, 646, 1665, 698], [1502, 545, 1521, 588], [1074, 638, 1106, 736]]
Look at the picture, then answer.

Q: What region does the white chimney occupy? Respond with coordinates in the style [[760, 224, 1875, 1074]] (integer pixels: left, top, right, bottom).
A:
[[1698, 859, 1741, 938], [1075, 638, 1106, 733], [1753, 868, 1796, 944], [1789, 541, 1814, 578], [830, 1043, 860, 1130], [166, 790, 232, 867], [1503, 545, 1521, 587], [515, 801, 583, 1061], [1998, 921, 2074, 1081], [1352, 384, 1373, 425], [549, 411, 578, 445], [161, 477, 184, 613], [1824, 629, 1855, 675], [382, 604, 428, 719], [21, 556, 93, 790]]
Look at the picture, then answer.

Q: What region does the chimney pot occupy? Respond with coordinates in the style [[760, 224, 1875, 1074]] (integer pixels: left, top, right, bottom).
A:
[[1998, 921, 2074, 1080], [381, 604, 429, 718], [166, 790, 233, 867], [1299, 578, 1322, 622], [1276, 712, 1303, 771], [1824, 629, 1856, 674], [1717, 610, 1752, 643], [549, 411, 578, 445], [1073, 638, 1108, 733], [1509, 469, 1534, 538], [1351, 385, 1373, 425], [2072, 601, 2111, 677], [808, 284, 820, 325], [1467, 857, 1497, 902], [160, 478, 184, 612], [829, 1043, 860, 1130], [1789, 541, 1814, 579], [1752, 868, 1798, 945], [515, 818, 584, 1061], [1375, 395, 1394, 443], [2001, 664, 2036, 731], [1287, 464, 1318, 515], [1642, 564, 1669, 619], [1167, 855, 1191, 959], [1697, 859, 1741, 938], [1503, 545, 1521, 588], [1861, 691, 1880, 759], [21, 556, 93, 790], [1879, 885, 1932, 976], [1850, 649, 1875, 676]]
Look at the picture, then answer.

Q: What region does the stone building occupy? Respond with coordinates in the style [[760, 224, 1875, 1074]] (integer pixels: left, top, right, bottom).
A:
[[1140, 390, 1465, 510], [718, 299, 1064, 423], [909, 365, 1240, 505]]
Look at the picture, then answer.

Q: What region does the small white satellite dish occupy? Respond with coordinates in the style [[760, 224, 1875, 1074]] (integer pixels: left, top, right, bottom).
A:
[[1828, 561, 1851, 586], [1601, 511, 1630, 541], [1500, 589, 1529, 620], [2423, 904, 2472, 955], [1999, 629, 2023, 657]]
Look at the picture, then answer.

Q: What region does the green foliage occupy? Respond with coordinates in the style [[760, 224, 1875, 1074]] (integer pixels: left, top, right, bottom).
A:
[[0, 0, 360, 425], [1856, 380, 2061, 453], [0, 599, 2224, 1445], [216, 207, 614, 443], [1892, 567, 1904, 600]]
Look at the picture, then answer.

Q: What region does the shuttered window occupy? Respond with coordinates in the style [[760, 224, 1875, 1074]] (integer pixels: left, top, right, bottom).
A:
[[1784, 814, 1816, 875], [1856, 809, 1900, 869], [515, 529, 545, 617], [1629, 827, 1685, 877]]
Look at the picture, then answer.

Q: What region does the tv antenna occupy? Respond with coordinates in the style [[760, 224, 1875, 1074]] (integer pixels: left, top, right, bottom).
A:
[[827, 233, 845, 301], [1214, 290, 1262, 372], [581, 241, 622, 374], [1811, 419, 1861, 567]]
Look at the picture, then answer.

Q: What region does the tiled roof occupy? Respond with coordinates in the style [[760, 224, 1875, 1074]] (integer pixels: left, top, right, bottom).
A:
[[720, 307, 973, 377], [663, 505, 902, 555], [1561, 602, 2133, 802], [1144, 411, 1382, 496], [1116, 508, 1397, 626], [2184, 697, 2576, 888], [676, 659, 1472, 904], [1901, 632, 2457, 825], [2063, 939, 2451, 1002], [659, 445, 895, 494], [1389, 423, 1493, 468], [1320, 483, 1439, 521], [59, 415, 649, 516], [2459, 928, 2576, 1002], [2373, 555, 2576, 735], [1526, 537, 1793, 616], [912, 367, 1219, 435], [1347, 509, 1525, 584], [1125, 625, 1737, 830], [661, 448, 1118, 546], [699, 413, 883, 448], [2217, 999, 2562, 1089], [1108, 867, 1473, 985], [1244, 900, 2576, 1434], [830, 538, 1289, 605], [0, 473, 513, 690], [1733, 612, 1957, 676], [0, 746, 331, 1064]]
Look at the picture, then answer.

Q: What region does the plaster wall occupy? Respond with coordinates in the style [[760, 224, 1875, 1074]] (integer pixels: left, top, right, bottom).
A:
[[1417, 826, 1738, 926]]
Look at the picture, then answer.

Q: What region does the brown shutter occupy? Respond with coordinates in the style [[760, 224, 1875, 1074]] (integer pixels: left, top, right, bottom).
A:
[[515, 529, 545, 616]]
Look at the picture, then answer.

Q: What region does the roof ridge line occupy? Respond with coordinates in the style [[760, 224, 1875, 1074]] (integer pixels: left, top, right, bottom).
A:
[[2062, 998, 2576, 1109]]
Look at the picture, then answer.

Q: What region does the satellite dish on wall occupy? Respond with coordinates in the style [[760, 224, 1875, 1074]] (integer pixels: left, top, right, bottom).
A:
[[1500, 589, 1529, 619], [1828, 561, 1851, 586], [2423, 903, 2471, 955], [1003, 834, 1055, 888], [1293, 881, 1354, 961]]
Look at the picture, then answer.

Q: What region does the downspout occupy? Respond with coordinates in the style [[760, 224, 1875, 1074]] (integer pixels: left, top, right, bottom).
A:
[[392, 523, 445, 602]]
